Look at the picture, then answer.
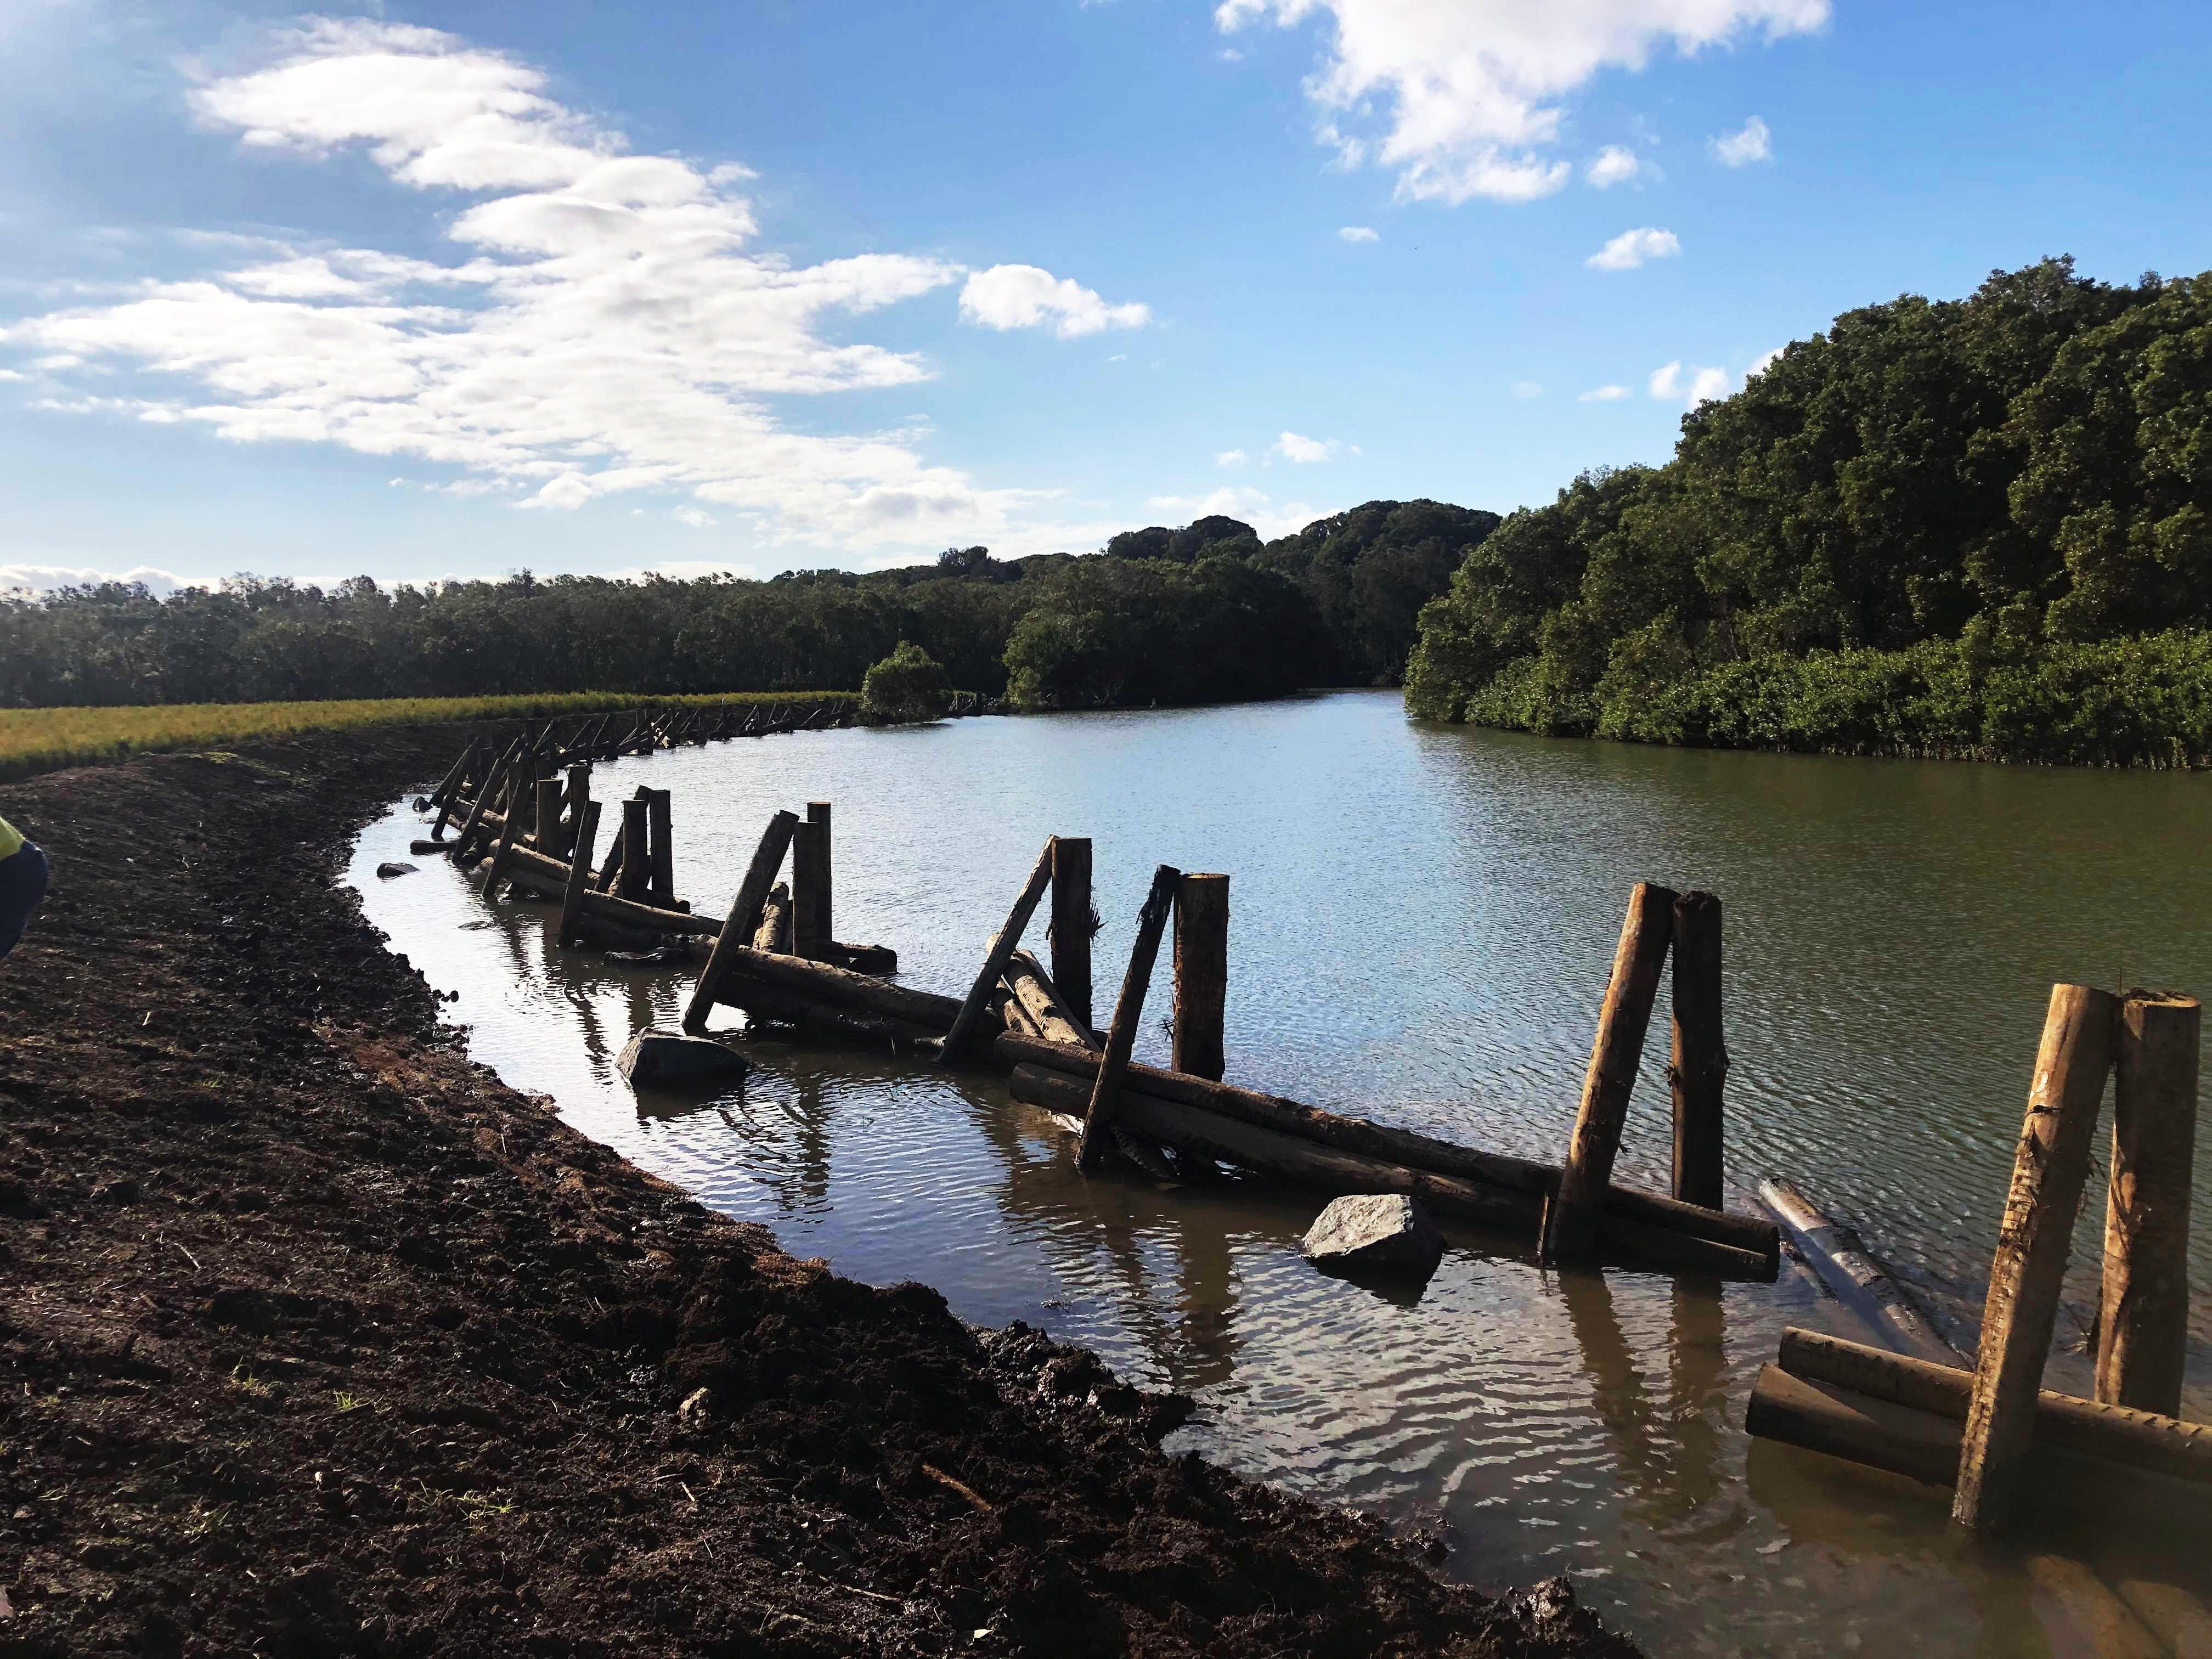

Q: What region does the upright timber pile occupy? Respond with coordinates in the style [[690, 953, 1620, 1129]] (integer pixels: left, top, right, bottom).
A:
[[1745, 985, 2204, 1536]]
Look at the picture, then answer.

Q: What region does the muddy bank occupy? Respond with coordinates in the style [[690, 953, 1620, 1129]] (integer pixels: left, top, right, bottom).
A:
[[0, 726, 1640, 1657]]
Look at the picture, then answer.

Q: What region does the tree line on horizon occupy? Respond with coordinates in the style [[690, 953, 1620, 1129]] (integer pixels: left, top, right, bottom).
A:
[[1406, 257, 2212, 763], [0, 500, 1499, 713]]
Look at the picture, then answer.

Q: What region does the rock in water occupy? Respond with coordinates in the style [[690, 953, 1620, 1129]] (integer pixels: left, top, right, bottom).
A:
[[616, 1028, 749, 1088], [375, 861, 418, 879], [1300, 1194, 1444, 1277]]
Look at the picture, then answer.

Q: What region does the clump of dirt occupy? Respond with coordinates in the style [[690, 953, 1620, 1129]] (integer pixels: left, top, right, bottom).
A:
[[0, 727, 1641, 1657]]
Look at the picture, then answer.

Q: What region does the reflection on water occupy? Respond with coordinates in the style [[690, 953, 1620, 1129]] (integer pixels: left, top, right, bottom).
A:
[[350, 692, 2212, 1655]]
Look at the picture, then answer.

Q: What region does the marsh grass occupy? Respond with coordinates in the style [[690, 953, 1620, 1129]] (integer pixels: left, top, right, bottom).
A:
[[0, 689, 854, 783]]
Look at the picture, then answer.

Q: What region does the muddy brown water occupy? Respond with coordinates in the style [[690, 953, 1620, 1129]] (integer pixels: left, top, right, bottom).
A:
[[351, 689, 2212, 1655]]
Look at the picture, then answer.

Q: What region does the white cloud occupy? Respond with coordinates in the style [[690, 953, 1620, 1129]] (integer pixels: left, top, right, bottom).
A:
[[958, 264, 1150, 338], [1337, 224, 1380, 242], [1145, 486, 1331, 543], [1748, 343, 1784, 376], [1273, 430, 1348, 463], [1216, 448, 1249, 466], [1578, 383, 1632, 401], [1585, 145, 1640, 188], [1712, 115, 1773, 166], [670, 506, 717, 528], [0, 562, 187, 596], [1214, 0, 1826, 205], [0, 21, 1130, 554], [1649, 359, 1731, 407], [1586, 227, 1680, 270], [1511, 380, 1542, 399]]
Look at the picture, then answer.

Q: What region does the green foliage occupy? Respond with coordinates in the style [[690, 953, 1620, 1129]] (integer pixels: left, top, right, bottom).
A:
[[860, 640, 953, 724], [5, 500, 1490, 716], [1407, 258, 2212, 761]]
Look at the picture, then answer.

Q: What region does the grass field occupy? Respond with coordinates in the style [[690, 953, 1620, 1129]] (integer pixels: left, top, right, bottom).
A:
[[0, 690, 855, 783]]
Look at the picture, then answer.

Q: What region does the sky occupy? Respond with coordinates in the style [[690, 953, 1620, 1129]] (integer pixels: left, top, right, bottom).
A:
[[2, 0, 2208, 595]]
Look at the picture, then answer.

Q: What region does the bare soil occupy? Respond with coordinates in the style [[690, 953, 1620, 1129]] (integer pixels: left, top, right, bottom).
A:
[[0, 727, 1641, 1657]]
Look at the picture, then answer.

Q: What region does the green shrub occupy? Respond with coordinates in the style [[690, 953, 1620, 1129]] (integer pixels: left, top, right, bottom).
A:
[[860, 641, 953, 724]]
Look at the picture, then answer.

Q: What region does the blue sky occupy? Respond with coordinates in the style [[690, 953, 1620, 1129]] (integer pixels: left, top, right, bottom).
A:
[[2, 0, 2207, 593]]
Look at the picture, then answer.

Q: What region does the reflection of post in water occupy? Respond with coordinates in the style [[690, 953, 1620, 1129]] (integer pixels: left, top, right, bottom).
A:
[[1558, 1265, 1669, 1521], [1167, 1206, 1240, 1394], [1664, 1276, 1728, 1515]]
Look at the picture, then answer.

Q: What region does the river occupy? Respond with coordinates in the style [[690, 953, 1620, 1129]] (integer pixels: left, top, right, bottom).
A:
[[349, 689, 2212, 1655]]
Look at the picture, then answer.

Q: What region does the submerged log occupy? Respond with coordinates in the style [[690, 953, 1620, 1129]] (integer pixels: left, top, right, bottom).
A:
[[1955, 983, 2120, 1531], [995, 1034, 1778, 1268], [1757, 1179, 1959, 1364], [730, 982, 941, 1052], [941, 839, 1059, 1064], [832, 943, 899, 974], [1776, 1327, 2212, 1487], [719, 945, 969, 1030], [1543, 881, 1678, 1264]]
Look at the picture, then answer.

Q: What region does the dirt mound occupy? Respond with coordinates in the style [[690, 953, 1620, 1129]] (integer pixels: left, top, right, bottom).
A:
[[0, 729, 1640, 1657]]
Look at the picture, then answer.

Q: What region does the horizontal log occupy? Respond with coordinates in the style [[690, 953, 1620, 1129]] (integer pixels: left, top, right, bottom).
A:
[[1746, 1364, 2212, 1526], [502, 845, 718, 935], [996, 1034, 1776, 1271], [715, 945, 975, 1032], [1008, 1065, 1770, 1278], [1776, 1327, 2212, 1487], [833, 942, 899, 975], [724, 983, 940, 1052]]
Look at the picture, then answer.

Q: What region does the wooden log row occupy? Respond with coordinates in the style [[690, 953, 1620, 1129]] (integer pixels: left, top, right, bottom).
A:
[[495, 843, 718, 935], [1005, 1058, 1770, 1278], [994, 1032, 1778, 1271]]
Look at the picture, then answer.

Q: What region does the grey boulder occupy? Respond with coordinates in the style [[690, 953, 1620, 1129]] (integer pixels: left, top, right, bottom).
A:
[[375, 861, 418, 879], [1301, 1193, 1444, 1277], [617, 1029, 749, 1088]]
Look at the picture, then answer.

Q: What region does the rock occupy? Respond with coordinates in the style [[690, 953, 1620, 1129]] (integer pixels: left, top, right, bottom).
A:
[[1300, 1193, 1444, 1278], [616, 1028, 749, 1088], [375, 861, 417, 879]]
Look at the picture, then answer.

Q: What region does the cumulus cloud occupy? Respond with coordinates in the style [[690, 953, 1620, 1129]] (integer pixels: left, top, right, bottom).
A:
[[0, 562, 187, 596], [1511, 380, 1542, 398], [1585, 145, 1641, 188], [1748, 343, 1785, 376], [1273, 431, 1353, 463], [1214, 0, 1826, 204], [1712, 115, 1773, 166], [1586, 227, 1680, 270], [1216, 448, 1249, 466], [1649, 359, 1731, 407], [1145, 486, 1330, 543], [958, 265, 1150, 337], [0, 20, 1130, 552], [1578, 383, 1632, 401], [1337, 224, 1380, 242]]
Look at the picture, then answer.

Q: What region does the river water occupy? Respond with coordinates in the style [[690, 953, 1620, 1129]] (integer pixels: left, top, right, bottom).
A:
[[348, 690, 2212, 1655]]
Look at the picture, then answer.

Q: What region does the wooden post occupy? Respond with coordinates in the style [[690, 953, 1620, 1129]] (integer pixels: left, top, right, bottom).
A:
[[806, 802, 832, 950], [683, 810, 800, 1032], [2097, 991, 2199, 1417], [426, 739, 478, 839], [1669, 890, 1727, 1211], [559, 765, 591, 860], [619, 797, 651, 904], [940, 838, 1058, 1064], [533, 778, 563, 853], [1050, 837, 1094, 1033], [1172, 874, 1229, 1081], [558, 801, 602, 946], [453, 738, 521, 860], [1076, 864, 1181, 1169], [792, 813, 828, 961], [1541, 881, 1678, 1264], [646, 788, 675, 909], [1953, 983, 2119, 1530], [483, 793, 523, 896]]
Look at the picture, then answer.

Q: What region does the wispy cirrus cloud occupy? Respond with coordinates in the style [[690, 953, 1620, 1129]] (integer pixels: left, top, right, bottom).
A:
[[0, 18, 1141, 553], [1214, 0, 1827, 204]]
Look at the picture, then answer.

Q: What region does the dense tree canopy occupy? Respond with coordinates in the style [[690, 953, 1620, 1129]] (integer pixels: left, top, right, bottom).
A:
[[2, 500, 1491, 711], [1406, 258, 2212, 757]]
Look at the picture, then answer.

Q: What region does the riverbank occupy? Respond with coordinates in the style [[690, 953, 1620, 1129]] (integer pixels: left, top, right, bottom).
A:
[[0, 726, 1638, 1657]]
